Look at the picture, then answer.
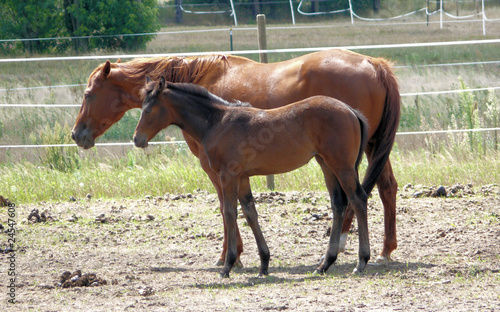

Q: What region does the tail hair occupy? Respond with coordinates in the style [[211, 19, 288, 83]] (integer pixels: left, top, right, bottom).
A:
[[361, 58, 401, 194]]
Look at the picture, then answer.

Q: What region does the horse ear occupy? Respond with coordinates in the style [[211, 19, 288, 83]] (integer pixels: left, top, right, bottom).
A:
[[102, 61, 111, 78], [146, 76, 152, 83], [116, 58, 121, 63], [159, 76, 166, 92]]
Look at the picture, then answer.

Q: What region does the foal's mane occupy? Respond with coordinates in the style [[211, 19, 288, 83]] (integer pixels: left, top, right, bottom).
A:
[[91, 55, 229, 84], [165, 82, 250, 108]]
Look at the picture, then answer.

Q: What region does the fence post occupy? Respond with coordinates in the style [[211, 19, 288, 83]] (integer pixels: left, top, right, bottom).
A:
[[256, 14, 274, 191], [440, 0, 443, 29], [288, 0, 296, 25], [257, 14, 268, 63], [348, 0, 354, 24], [482, 0, 486, 36]]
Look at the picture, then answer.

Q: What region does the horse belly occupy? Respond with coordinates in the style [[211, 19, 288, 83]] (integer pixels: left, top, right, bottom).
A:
[[243, 139, 315, 176]]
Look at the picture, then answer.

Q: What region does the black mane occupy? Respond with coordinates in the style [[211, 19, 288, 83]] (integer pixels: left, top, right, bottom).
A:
[[166, 82, 251, 108]]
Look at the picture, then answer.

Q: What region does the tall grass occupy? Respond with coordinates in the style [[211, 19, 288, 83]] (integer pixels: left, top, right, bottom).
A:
[[1, 144, 498, 203]]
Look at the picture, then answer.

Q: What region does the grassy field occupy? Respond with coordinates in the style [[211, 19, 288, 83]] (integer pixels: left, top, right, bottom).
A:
[[1, 10, 500, 203]]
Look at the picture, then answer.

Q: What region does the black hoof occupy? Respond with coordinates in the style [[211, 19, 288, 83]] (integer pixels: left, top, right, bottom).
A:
[[313, 269, 326, 275], [220, 272, 230, 278]]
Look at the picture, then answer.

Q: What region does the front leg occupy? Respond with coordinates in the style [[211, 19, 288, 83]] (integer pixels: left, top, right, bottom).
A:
[[185, 134, 244, 267], [220, 174, 240, 278], [238, 177, 270, 276]]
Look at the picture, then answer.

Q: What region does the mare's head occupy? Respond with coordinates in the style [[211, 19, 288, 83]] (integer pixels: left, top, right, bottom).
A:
[[133, 76, 170, 148], [71, 60, 139, 149]]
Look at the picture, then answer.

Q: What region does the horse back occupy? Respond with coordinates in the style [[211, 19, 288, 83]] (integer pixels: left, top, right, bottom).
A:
[[212, 50, 386, 136]]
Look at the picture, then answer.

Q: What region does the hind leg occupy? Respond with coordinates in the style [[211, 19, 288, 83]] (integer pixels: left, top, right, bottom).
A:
[[318, 157, 370, 273], [315, 157, 352, 254], [238, 177, 270, 276], [314, 157, 347, 274], [339, 169, 361, 253], [348, 182, 370, 273], [375, 159, 398, 262], [364, 143, 398, 262], [337, 169, 370, 273]]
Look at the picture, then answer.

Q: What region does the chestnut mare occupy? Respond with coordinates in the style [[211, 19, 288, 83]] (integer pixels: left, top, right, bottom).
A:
[[134, 78, 370, 277], [71, 50, 400, 265]]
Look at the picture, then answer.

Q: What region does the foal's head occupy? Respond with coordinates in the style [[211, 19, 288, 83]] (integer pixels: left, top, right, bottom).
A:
[[133, 76, 169, 148]]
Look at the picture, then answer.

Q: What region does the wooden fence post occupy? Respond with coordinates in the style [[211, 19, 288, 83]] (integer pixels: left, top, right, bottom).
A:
[[256, 14, 275, 191]]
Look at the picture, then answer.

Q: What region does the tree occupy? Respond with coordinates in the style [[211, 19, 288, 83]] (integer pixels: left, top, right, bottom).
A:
[[0, 0, 64, 54], [0, 0, 160, 54], [63, 0, 160, 52]]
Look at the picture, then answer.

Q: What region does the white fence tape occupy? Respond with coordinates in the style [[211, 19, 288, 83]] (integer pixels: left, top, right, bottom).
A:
[[0, 104, 81, 108], [2, 86, 499, 108], [1, 60, 499, 94], [2, 128, 500, 149], [401, 86, 500, 97], [2, 38, 500, 63], [0, 141, 184, 149]]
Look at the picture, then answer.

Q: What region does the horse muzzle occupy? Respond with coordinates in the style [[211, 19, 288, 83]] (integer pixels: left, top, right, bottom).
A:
[[133, 134, 149, 148], [71, 127, 95, 149]]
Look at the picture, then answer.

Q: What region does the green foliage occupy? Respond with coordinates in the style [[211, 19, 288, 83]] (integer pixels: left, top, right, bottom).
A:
[[400, 96, 422, 131], [1, 146, 499, 203], [484, 90, 499, 150], [30, 122, 81, 172], [0, 0, 160, 54], [0, 0, 64, 54], [446, 77, 481, 151], [63, 0, 160, 52], [100, 110, 140, 142]]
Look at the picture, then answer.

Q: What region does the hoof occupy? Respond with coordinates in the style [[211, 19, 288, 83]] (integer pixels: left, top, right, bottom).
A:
[[215, 258, 243, 268], [219, 272, 230, 278], [352, 267, 362, 274], [258, 269, 268, 277], [234, 258, 244, 268], [313, 269, 326, 276], [375, 255, 391, 263], [352, 263, 367, 274]]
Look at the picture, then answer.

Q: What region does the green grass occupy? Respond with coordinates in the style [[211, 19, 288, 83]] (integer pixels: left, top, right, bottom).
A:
[[1, 144, 498, 203]]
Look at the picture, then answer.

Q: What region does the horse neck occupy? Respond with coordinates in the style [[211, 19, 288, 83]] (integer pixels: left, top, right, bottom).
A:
[[167, 92, 224, 143]]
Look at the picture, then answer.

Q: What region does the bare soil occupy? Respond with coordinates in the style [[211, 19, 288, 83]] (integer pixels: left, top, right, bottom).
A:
[[1, 184, 499, 311]]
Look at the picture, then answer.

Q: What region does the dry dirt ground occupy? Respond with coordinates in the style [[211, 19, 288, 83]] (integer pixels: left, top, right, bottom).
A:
[[1, 184, 499, 311]]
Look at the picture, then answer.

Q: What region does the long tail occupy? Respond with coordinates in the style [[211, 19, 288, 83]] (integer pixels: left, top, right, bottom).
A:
[[361, 58, 401, 195], [352, 109, 369, 173]]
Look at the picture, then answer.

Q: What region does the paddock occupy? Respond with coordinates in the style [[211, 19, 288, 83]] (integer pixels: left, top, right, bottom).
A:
[[5, 185, 499, 311]]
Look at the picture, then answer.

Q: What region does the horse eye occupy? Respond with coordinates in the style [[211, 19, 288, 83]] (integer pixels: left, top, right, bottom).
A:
[[84, 93, 94, 101], [145, 107, 152, 114]]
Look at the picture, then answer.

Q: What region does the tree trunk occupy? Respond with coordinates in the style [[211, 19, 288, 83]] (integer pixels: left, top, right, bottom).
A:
[[373, 0, 381, 12], [175, 0, 183, 24], [252, 0, 260, 17], [63, 0, 89, 52], [312, 0, 319, 13]]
